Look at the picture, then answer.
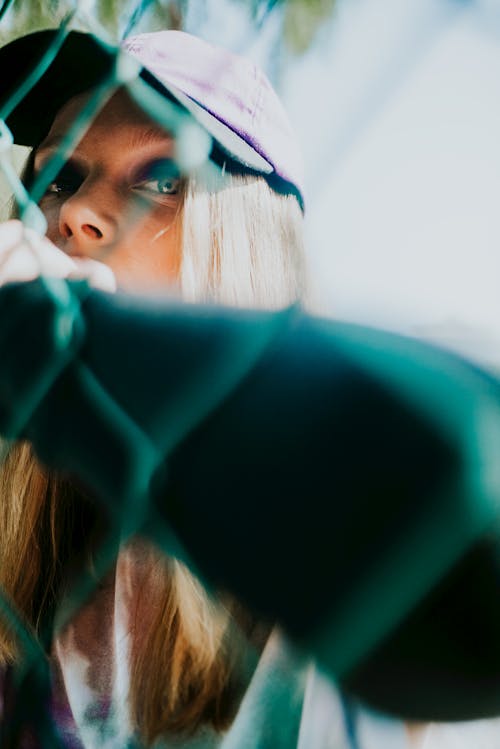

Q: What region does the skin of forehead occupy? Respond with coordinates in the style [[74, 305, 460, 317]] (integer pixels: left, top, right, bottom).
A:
[[38, 88, 175, 160]]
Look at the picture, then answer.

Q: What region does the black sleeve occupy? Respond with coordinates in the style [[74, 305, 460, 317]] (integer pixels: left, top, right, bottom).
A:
[[2, 278, 500, 720]]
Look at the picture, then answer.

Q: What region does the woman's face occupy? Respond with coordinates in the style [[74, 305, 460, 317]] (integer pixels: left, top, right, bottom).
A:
[[34, 89, 183, 292]]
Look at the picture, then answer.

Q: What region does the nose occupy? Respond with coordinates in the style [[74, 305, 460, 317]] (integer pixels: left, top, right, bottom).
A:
[[58, 182, 118, 256]]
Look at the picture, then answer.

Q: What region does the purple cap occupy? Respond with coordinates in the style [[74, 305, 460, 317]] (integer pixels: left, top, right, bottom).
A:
[[0, 29, 304, 209]]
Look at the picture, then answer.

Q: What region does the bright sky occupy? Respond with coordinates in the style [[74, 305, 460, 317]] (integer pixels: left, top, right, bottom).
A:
[[192, 0, 500, 365], [284, 0, 500, 332]]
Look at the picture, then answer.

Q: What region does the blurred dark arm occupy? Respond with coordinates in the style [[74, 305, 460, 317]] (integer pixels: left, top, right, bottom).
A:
[[2, 278, 500, 719]]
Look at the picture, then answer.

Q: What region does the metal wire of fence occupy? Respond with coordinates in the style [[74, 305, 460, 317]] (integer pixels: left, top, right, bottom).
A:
[[0, 2, 496, 748]]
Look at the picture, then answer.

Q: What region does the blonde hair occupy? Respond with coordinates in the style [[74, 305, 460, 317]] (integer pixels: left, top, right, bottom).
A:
[[0, 167, 305, 744], [181, 169, 305, 307]]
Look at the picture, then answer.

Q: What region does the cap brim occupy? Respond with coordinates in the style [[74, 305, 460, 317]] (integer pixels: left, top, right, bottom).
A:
[[0, 30, 116, 147], [0, 29, 272, 175], [161, 81, 273, 173]]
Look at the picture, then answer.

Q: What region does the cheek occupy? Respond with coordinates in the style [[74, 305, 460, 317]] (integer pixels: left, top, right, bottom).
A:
[[112, 206, 183, 289]]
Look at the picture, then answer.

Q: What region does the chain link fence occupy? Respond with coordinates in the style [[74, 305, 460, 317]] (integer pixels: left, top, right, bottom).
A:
[[0, 2, 499, 748]]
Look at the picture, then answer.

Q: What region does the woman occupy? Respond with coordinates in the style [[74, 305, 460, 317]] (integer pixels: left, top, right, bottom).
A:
[[0, 28, 308, 749]]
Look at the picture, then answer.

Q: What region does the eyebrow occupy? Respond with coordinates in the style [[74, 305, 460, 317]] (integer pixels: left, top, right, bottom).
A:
[[33, 145, 82, 176], [130, 126, 174, 149]]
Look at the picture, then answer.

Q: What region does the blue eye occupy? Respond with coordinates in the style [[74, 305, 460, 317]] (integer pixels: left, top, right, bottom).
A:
[[141, 176, 180, 195], [134, 159, 181, 199]]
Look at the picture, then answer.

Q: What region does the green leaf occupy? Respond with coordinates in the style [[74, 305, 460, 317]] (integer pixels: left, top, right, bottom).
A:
[[283, 0, 336, 53]]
